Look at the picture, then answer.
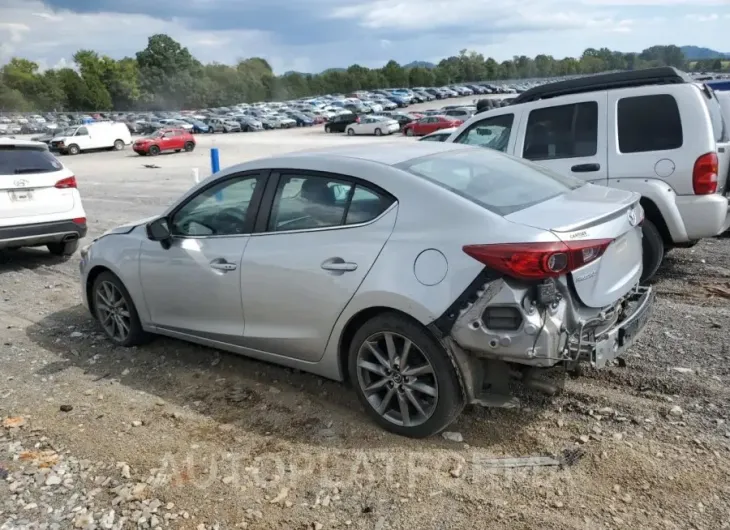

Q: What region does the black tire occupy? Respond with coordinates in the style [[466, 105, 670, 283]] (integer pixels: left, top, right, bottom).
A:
[[347, 128, 355, 136], [67, 144, 80, 155], [405, 128, 414, 137], [375, 128, 382, 136], [348, 312, 464, 438], [641, 219, 664, 283], [47, 239, 79, 257], [148, 145, 160, 156], [325, 125, 331, 133], [92, 271, 151, 347], [175, 149, 181, 152], [113, 139, 124, 151], [184, 141, 195, 152]]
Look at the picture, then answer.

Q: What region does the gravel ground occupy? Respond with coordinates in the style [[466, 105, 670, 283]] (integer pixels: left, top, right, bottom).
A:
[[2, 97, 730, 529]]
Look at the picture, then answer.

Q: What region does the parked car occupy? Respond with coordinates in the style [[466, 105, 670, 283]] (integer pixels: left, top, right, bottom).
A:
[[133, 128, 196, 156], [79, 142, 652, 437], [346, 116, 400, 136], [402, 116, 464, 137], [51, 122, 132, 155], [446, 67, 730, 281], [419, 127, 457, 142], [207, 118, 242, 133], [0, 138, 86, 257], [324, 113, 358, 133]]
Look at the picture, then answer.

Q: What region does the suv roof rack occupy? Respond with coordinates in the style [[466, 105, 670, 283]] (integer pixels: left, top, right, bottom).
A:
[[512, 67, 692, 104]]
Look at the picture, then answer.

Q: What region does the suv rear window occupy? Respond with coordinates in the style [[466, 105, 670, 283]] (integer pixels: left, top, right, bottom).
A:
[[398, 148, 584, 216], [0, 146, 63, 175], [617, 94, 683, 153]]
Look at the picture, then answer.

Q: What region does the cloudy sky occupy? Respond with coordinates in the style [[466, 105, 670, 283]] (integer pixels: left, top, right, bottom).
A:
[[0, 0, 727, 74]]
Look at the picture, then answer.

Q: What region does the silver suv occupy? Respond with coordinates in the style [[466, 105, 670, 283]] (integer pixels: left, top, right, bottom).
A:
[[446, 67, 730, 281]]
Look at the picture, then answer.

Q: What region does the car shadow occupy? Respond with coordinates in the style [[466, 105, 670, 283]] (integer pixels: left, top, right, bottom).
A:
[[26, 305, 556, 452], [0, 247, 71, 272]]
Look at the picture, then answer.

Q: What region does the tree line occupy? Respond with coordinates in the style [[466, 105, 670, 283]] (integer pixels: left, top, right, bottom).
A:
[[0, 36, 712, 112]]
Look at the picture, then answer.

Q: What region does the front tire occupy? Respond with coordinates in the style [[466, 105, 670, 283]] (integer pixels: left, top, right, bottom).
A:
[[641, 219, 664, 283], [184, 141, 195, 152], [92, 271, 151, 347], [348, 312, 464, 438], [375, 128, 382, 136], [405, 128, 414, 137], [325, 125, 331, 133], [67, 144, 80, 155], [148, 145, 160, 156], [47, 239, 79, 257]]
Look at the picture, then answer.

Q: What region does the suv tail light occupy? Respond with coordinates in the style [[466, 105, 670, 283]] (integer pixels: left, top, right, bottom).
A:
[[463, 239, 614, 280], [693, 152, 718, 195], [54, 176, 77, 189]]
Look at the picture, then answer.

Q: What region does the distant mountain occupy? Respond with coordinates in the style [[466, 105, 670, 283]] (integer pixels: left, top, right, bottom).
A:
[[403, 61, 436, 69], [681, 46, 730, 60]]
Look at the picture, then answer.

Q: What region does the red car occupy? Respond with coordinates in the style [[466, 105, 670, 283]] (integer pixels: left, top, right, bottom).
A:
[[402, 115, 463, 137], [133, 128, 196, 156]]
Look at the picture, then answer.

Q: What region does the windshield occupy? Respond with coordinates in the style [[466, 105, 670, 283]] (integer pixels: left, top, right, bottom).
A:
[[397, 148, 584, 216]]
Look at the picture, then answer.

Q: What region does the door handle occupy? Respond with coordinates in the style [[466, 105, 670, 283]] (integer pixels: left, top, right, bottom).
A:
[[321, 257, 358, 272], [571, 163, 601, 173], [209, 259, 237, 272]]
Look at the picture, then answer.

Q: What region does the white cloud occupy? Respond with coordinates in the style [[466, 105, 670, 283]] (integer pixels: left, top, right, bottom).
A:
[[685, 13, 720, 22]]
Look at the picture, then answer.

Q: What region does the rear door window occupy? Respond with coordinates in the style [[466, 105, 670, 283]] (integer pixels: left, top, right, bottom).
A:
[[617, 94, 684, 153], [0, 146, 63, 175], [523, 102, 598, 160]]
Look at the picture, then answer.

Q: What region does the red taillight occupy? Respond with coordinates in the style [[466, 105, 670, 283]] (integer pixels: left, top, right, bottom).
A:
[[72, 217, 86, 225], [355, 117, 360, 123], [692, 153, 720, 195], [463, 239, 614, 280], [54, 176, 77, 189], [692, 152, 718, 195]]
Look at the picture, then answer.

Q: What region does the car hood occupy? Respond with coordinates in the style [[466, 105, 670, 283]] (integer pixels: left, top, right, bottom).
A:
[[103, 215, 158, 237]]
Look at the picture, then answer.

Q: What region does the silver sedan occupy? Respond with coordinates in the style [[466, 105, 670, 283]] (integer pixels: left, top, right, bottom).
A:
[[79, 143, 653, 438]]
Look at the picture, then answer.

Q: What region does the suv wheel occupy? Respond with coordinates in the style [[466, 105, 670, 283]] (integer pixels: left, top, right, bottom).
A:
[[348, 312, 464, 438], [641, 220, 664, 283], [325, 125, 331, 133]]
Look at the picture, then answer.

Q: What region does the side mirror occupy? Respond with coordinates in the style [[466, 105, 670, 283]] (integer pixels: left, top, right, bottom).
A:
[[146, 217, 172, 247]]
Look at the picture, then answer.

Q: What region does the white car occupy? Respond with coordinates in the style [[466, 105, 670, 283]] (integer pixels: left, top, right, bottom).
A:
[[0, 138, 87, 256], [51, 122, 132, 156], [346, 116, 400, 136]]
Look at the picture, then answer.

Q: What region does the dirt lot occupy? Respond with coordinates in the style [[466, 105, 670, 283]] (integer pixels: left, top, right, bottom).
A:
[[2, 97, 730, 530]]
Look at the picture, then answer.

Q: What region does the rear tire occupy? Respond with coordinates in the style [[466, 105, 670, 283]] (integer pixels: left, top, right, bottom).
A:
[[47, 240, 79, 257], [375, 128, 382, 136], [348, 312, 464, 438], [641, 220, 664, 283], [347, 128, 355, 136], [113, 139, 124, 151]]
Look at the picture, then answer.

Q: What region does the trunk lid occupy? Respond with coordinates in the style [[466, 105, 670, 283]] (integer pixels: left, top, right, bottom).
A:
[[0, 144, 76, 221], [505, 184, 643, 308]]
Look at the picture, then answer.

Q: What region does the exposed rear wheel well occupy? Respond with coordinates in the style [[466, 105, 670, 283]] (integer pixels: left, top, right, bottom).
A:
[[338, 307, 430, 384], [640, 198, 672, 245]]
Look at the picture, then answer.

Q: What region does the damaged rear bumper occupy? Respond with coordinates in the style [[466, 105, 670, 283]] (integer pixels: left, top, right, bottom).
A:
[[440, 276, 653, 370]]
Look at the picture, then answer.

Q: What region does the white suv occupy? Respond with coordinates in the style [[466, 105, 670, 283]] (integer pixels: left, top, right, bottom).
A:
[[0, 138, 87, 256], [446, 67, 730, 281]]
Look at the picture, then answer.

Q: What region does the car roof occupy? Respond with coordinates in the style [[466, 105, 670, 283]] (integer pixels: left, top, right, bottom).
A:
[[0, 137, 49, 150], [276, 141, 472, 166], [513, 67, 691, 104]]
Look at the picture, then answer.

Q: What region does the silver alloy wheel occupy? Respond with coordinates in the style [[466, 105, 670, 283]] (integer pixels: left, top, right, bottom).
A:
[[95, 280, 131, 343], [356, 331, 438, 427]]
